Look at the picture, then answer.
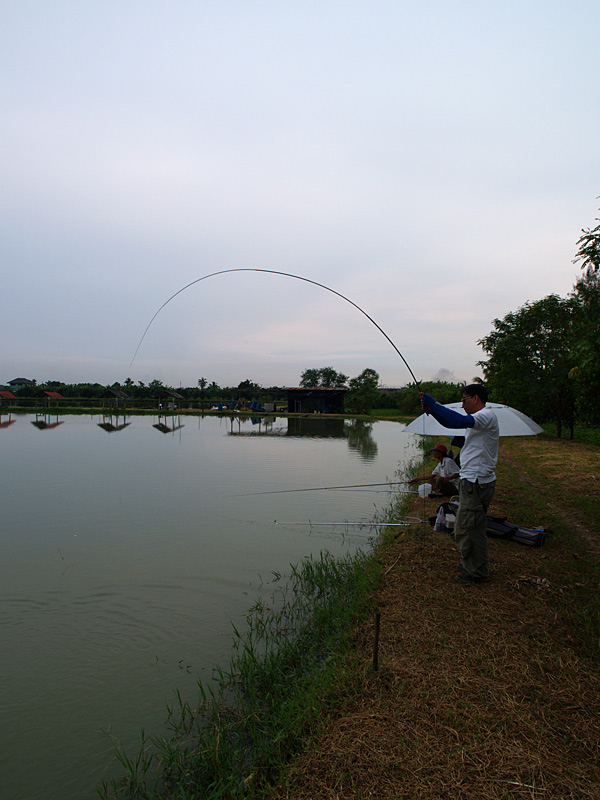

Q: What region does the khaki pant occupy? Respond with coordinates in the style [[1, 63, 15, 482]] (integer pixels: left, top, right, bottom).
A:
[[432, 475, 459, 497], [454, 478, 496, 579]]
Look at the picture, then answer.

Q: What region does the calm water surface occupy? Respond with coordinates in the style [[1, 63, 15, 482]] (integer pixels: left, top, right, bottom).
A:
[[0, 412, 417, 800]]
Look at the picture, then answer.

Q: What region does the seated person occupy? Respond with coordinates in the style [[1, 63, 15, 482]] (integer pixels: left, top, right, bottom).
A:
[[410, 443, 460, 497]]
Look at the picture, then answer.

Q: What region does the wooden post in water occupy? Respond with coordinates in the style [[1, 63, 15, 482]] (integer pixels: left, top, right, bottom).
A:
[[372, 611, 381, 671]]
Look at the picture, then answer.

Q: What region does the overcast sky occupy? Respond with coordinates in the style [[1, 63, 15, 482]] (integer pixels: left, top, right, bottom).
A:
[[2, 1, 598, 389]]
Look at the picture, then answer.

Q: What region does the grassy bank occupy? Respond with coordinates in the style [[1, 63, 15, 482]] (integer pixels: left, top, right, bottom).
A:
[[268, 432, 600, 799], [98, 549, 400, 798]]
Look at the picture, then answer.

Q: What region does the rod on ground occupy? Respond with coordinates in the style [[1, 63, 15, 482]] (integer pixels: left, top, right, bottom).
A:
[[373, 611, 381, 671]]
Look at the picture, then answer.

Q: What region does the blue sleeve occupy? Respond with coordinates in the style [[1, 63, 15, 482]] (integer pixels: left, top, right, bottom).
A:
[[421, 394, 474, 429]]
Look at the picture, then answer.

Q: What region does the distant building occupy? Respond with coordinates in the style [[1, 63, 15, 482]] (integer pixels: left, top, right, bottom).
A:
[[8, 378, 36, 387], [285, 387, 347, 414], [103, 388, 130, 408], [37, 390, 64, 402], [156, 389, 184, 410]]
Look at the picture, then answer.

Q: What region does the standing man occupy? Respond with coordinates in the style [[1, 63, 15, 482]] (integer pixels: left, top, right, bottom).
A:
[[419, 384, 499, 584]]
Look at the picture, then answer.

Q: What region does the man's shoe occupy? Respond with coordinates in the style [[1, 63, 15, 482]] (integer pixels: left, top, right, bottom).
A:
[[455, 573, 489, 585]]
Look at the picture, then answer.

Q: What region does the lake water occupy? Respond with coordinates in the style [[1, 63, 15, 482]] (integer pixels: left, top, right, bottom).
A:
[[0, 412, 418, 800]]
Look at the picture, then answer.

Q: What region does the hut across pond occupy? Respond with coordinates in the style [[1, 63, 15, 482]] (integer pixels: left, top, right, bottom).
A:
[[285, 387, 346, 414]]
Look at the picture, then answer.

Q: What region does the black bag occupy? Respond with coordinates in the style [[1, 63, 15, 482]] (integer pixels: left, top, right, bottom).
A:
[[429, 502, 547, 547], [485, 517, 547, 547]]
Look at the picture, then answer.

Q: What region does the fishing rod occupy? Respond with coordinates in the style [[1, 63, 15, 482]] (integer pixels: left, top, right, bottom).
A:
[[328, 488, 413, 494], [275, 521, 411, 527], [129, 268, 420, 389], [233, 480, 416, 497], [274, 517, 431, 527]]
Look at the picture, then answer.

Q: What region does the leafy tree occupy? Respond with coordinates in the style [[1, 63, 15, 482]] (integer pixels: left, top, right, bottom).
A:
[[300, 367, 348, 388], [573, 207, 600, 274], [299, 368, 320, 387], [478, 295, 578, 437], [318, 366, 348, 387], [570, 268, 600, 423], [237, 379, 260, 393], [345, 368, 380, 414]]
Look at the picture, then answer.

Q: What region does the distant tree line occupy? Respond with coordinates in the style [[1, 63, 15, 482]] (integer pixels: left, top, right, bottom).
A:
[[3, 378, 287, 407]]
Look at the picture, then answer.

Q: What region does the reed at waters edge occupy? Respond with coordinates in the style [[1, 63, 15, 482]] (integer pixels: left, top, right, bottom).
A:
[[97, 450, 426, 800]]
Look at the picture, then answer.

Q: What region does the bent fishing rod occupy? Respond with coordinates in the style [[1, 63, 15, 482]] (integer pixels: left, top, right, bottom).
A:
[[129, 268, 421, 390]]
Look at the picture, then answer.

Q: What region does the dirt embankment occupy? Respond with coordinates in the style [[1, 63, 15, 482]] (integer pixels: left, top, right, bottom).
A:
[[270, 436, 600, 800]]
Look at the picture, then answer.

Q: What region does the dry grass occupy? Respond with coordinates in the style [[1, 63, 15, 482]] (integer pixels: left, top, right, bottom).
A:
[[268, 436, 600, 800]]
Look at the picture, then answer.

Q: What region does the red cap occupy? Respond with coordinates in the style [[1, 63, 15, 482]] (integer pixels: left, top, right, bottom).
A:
[[430, 444, 447, 455]]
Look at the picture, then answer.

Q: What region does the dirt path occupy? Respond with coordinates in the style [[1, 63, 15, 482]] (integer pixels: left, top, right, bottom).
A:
[[269, 436, 600, 800]]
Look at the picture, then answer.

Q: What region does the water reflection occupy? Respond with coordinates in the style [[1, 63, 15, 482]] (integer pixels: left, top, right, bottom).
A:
[[224, 415, 379, 460], [153, 414, 185, 434], [286, 416, 346, 438], [97, 413, 131, 433], [344, 419, 378, 461], [31, 412, 64, 430], [227, 416, 285, 436]]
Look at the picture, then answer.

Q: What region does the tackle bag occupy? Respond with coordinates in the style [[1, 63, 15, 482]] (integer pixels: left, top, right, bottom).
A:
[[485, 517, 546, 547], [429, 502, 547, 547]]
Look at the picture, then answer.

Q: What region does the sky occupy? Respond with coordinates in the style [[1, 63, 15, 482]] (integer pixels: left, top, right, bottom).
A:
[[2, 0, 599, 390]]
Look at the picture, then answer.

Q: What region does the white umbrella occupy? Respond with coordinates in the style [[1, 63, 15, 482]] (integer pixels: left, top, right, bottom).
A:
[[403, 402, 544, 437]]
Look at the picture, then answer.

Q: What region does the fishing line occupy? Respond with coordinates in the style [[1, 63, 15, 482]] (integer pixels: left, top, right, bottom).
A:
[[233, 480, 414, 497], [129, 268, 420, 388]]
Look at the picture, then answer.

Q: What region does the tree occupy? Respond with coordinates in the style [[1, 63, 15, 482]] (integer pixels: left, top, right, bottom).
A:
[[319, 366, 348, 387], [345, 368, 380, 414], [237, 379, 260, 393], [299, 368, 320, 387], [300, 367, 348, 388], [478, 295, 578, 437], [573, 206, 600, 274], [570, 268, 600, 423]]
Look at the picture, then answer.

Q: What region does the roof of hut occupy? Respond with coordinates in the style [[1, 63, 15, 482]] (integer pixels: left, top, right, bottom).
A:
[[8, 378, 35, 386], [104, 387, 130, 399]]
